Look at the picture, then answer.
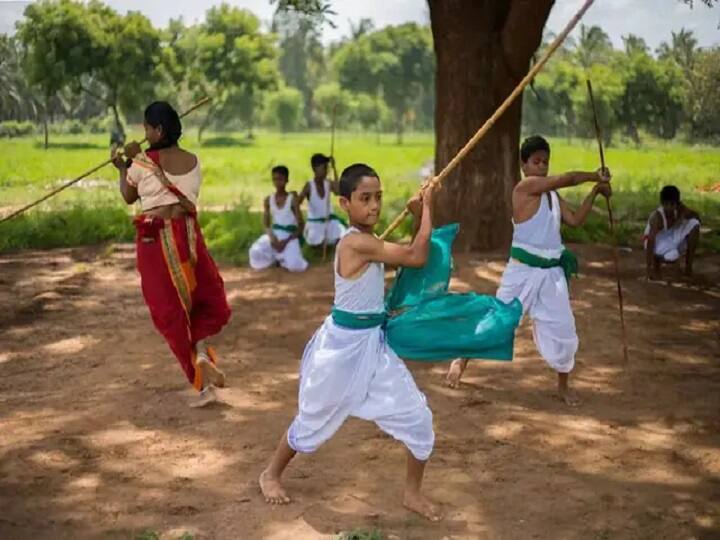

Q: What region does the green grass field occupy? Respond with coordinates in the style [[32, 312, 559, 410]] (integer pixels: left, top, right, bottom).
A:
[[1, 129, 718, 260]]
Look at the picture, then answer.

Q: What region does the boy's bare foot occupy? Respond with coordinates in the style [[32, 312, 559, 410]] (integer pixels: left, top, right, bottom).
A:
[[259, 469, 291, 505], [190, 384, 218, 408], [445, 359, 468, 389], [198, 353, 226, 388], [403, 490, 443, 522], [558, 386, 581, 407]]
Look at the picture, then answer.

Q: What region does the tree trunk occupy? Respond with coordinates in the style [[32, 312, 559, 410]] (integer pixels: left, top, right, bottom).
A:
[[43, 95, 49, 150], [428, 0, 554, 250], [395, 111, 404, 145], [111, 103, 125, 139]]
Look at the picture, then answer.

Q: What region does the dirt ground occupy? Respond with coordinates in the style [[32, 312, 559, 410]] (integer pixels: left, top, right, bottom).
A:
[[1, 243, 718, 540]]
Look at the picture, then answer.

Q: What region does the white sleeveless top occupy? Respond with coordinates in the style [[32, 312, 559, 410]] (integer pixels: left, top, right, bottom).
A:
[[270, 193, 298, 227], [307, 179, 331, 219], [126, 153, 201, 212], [643, 206, 669, 236], [512, 191, 564, 258], [334, 228, 385, 314]]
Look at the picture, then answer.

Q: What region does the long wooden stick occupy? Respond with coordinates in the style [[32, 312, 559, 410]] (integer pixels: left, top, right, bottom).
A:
[[0, 97, 211, 224], [322, 101, 338, 262], [586, 79, 629, 364], [379, 0, 595, 239]]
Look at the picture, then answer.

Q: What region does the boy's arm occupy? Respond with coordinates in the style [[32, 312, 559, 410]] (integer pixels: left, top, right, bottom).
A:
[[297, 182, 310, 205], [558, 183, 611, 227], [516, 168, 609, 196], [291, 192, 304, 240], [263, 196, 275, 239], [329, 157, 340, 195], [645, 213, 662, 279], [348, 186, 434, 268]]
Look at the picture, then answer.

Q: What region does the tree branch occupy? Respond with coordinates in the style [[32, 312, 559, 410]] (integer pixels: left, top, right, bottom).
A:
[[501, 0, 555, 75]]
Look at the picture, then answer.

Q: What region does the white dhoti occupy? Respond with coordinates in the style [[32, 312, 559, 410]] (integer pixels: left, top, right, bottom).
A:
[[497, 262, 577, 373], [647, 218, 700, 262], [288, 317, 434, 461], [304, 219, 346, 247], [248, 232, 308, 272]]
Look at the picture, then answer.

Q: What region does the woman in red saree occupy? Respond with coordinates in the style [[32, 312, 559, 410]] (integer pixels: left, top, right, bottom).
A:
[[112, 102, 231, 407]]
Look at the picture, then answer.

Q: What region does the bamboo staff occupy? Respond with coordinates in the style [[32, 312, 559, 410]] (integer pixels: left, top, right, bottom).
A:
[[0, 97, 212, 224], [379, 0, 595, 240], [322, 101, 338, 262], [586, 79, 630, 363]]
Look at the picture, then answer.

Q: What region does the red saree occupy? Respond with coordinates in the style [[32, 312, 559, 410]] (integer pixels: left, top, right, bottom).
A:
[[132, 151, 231, 391]]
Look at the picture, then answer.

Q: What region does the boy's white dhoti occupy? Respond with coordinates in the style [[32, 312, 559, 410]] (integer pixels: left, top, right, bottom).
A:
[[249, 192, 308, 272], [305, 219, 346, 246], [497, 262, 577, 373], [304, 179, 346, 246], [288, 317, 434, 461], [288, 227, 434, 461], [644, 210, 700, 263], [499, 190, 578, 373], [249, 232, 308, 273]]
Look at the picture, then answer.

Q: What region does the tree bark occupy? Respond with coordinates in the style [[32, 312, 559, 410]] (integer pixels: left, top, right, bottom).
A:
[[110, 102, 125, 140], [43, 95, 49, 150], [428, 0, 554, 250]]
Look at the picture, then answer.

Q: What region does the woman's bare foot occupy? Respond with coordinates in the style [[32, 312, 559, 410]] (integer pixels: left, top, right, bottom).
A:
[[190, 384, 218, 408], [198, 352, 225, 388], [403, 490, 443, 522], [445, 359, 468, 389], [259, 469, 291, 505]]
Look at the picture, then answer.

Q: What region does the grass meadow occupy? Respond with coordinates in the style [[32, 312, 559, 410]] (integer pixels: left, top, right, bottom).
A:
[[1, 129, 718, 262]]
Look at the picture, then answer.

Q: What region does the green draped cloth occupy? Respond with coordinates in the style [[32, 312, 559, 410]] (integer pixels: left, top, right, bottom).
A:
[[307, 213, 348, 227], [509, 246, 578, 281], [332, 223, 522, 362]]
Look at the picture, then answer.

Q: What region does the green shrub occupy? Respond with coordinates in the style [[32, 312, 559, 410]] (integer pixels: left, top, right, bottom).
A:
[[0, 120, 35, 138]]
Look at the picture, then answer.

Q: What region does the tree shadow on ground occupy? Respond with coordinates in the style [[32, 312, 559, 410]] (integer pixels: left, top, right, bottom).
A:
[[0, 244, 718, 539]]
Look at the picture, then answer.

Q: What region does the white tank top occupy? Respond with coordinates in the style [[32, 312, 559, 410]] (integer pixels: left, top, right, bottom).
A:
[[334, 228, 385, 313], [512, 191, 564, 258], [307, 179, 331, 219], [269, 192, 297, 227], [643, 207, 669, 237]]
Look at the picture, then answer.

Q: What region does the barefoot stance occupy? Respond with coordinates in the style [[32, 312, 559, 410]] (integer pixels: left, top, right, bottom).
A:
[[445, 359, 468, 389], [404, 490, 443, 522], [259, 470, 290, 505], [558, 386, 580, 407]]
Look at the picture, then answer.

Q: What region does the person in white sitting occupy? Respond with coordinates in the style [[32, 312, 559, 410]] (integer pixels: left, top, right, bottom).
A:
[[298, 153, 346, 247], [644, 185, 700, 281], [249, 165, 308, 273]]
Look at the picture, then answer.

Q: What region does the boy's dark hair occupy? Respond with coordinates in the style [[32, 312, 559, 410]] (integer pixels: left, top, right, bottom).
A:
[[520, 135, 551, 163], [660, 185, 681, 203], [145, 101, 182, 148], [311, 153, 330, 168], [339, 163, 379, 199], [271, 165, 289, 179]]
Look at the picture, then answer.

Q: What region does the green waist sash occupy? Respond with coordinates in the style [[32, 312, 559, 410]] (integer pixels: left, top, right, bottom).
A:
[[272, 223, 298, 233], [307, 213, 348, 226], [510, 246, 578, 281], [331, 307, 386, 329], [330, 293, 522, 362]]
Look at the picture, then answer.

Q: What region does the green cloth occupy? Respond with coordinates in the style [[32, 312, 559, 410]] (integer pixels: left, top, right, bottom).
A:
[[307, 213, 348, 227], [331, 223, 522, 362], [331, 308, 386, 329], [271, 223, 304, 246], [509, 246, 578, 281], [272, 223, 298, 233]]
